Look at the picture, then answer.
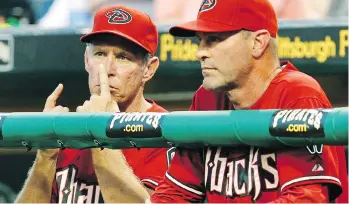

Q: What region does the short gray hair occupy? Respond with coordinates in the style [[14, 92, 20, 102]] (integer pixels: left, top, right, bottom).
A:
[[142, 52, 152, 67], [241, 30, 252, 39]]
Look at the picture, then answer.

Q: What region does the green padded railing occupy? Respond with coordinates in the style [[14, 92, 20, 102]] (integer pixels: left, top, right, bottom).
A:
[[0, 107, 347, 150]]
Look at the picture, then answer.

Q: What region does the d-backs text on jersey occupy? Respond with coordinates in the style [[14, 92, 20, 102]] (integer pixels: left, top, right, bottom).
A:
[[205, 147, 279, 201], [56, 165, 103, 204]]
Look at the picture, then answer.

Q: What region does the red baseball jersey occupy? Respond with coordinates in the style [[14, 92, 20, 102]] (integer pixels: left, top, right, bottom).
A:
[[51, 101, 171, 203], [151, 61, 348, 203]]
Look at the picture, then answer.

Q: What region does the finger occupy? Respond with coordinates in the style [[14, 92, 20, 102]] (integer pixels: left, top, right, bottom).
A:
[[99, 64, 110, 97], [63, 107, 70, 112], [76, 106, 85, 112], [107, 100, 120, 112], [83, 100, 90, 107], [44, 84, 64, 111], [50, 105, 66, 113], [52, 105, 63, 111], [90, 94, 99, 102]]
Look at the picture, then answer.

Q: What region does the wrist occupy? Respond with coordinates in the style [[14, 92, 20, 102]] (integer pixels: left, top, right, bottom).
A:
[[37, 149, 59, 160], [91, 148, 128, 170]]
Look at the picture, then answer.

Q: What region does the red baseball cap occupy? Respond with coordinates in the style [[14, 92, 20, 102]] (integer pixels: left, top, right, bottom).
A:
[[80, 5, 158, 56], [169, 0, 278, 38]]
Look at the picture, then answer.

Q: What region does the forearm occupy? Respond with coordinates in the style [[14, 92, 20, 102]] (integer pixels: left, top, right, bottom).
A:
[[91, 148, 150, 203], [15, 150, 57, 203]]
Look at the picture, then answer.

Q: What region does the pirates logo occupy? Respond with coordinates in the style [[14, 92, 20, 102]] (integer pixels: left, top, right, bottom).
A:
[[199, 0, 217, 12], [105, 9, 132, 24]]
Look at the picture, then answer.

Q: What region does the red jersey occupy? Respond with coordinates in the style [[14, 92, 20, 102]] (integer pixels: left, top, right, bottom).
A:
[[151, 61, 348, 203], [51, 101, 171, 203]]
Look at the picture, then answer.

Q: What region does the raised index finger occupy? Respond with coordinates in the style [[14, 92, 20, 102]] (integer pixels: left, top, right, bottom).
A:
[[44, 83, 64, 110], [99, 64, 110, 97]]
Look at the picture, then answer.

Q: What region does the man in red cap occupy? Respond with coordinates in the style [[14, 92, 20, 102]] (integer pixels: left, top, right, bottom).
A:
[[15, 5, 172, 203], [149, 0, 348, 203]]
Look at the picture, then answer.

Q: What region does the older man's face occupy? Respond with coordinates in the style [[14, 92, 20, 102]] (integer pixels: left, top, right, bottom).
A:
[[85, 35, 147, 104]]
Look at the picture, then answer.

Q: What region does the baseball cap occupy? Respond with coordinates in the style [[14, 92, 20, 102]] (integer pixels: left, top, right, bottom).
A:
[[169, 0, 278, 38], [80, 5, 158, 56]]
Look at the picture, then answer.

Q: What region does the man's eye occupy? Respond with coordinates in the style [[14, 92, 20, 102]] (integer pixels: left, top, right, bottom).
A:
[[117, 55, 129, 61], [208, 36, 221, 42], [94, 52, 105, 56]]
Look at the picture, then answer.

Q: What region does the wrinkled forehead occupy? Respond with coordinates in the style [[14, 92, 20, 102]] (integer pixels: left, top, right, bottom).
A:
[[88, 33, 147, 55]]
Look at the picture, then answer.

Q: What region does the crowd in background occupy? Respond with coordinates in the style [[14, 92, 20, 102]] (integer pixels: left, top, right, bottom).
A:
[[0, 0, 348, 29]]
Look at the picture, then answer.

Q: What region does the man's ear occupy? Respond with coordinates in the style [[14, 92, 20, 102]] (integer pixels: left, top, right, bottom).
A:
[[252, 30, 271, 59], [142, 56, 160, 83], [84, 48, 90, 72]]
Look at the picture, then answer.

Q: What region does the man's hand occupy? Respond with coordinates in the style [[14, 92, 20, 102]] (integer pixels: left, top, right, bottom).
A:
[[40, 83, 69, 159], [77, 64, 119, 113], [43, 84, 69, 113]]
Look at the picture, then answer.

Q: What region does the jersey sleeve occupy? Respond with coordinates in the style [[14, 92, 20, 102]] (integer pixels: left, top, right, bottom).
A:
[[130, 148, 170, 190], [150, 148, 206, 203], [270, 184, 329, 203], [152, 89, 206, 202], [277, 97, 347, 201]]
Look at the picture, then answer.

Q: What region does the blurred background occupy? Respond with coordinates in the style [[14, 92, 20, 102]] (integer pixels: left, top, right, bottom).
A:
[[0, 0, 348, 28], [0, 0, 347, 28], [0, 0, 348, 202]]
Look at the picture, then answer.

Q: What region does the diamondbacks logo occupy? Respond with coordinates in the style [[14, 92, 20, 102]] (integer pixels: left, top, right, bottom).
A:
[[105, 9, 132, 24], [199, 0, 217, 12]]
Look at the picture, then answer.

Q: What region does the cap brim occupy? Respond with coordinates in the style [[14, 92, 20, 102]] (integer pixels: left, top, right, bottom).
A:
[[169, 19, 241, 37], [80, 30, 152, 55]]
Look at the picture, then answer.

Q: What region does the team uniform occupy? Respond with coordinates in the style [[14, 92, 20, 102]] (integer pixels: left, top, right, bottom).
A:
[[151, 61, 348, 203], [51, 101, 170, 203]]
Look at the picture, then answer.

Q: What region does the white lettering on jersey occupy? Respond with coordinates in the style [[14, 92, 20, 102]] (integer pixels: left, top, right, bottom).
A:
[[247, 147, 261, 200], [261, 153, 279, 189], [211, 148, 227, 192], [56, 165, 103, 204], [205, 147, 279, 201]]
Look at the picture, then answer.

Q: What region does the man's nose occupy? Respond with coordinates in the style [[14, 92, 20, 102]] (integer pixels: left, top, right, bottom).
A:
[[196, 41, 210, 61], [104, 55, 116, 76]]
